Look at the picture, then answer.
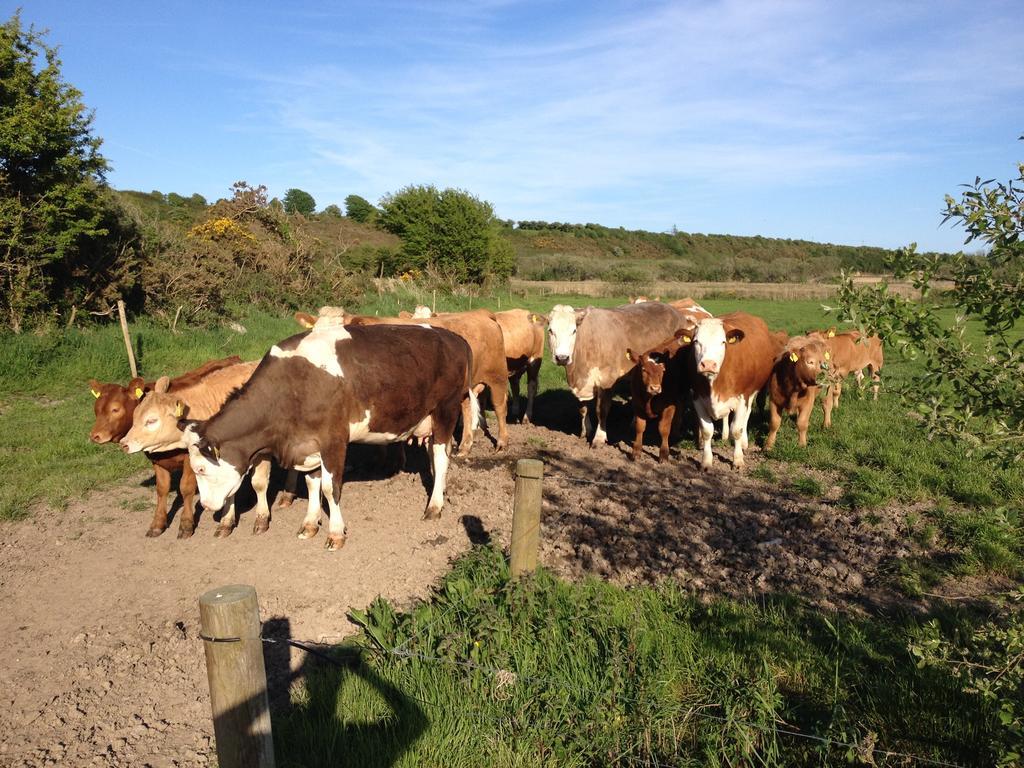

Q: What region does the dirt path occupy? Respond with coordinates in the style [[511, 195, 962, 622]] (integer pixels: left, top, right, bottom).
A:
[[0, 417, 945, 767]]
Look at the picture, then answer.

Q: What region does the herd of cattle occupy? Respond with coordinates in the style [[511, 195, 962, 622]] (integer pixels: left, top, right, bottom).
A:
[[87, 299, 883, 551]]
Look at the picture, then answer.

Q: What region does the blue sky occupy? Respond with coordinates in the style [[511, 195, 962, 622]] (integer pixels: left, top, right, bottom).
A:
[[13, 0, 1024, 252]]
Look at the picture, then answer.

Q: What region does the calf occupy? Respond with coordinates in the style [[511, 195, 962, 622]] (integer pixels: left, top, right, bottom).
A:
[[120, 361, 277, 537], [182, 323, 475, 551], [626, 330, 690, 462], [807, 328, 884, 427], [87, 356, 241, 537], [679, 311, 783, 470], [764, 336, 830, 450]]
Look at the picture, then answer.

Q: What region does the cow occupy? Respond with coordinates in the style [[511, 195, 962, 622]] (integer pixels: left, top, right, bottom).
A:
[[181, 323, 476, 551], [547, 301, 683, 447], [119, 361, 281, 537], [626, 331, 691, 462], [87, 356, 241, 538], [298, 306, 509, 454], [764, 335, 831, 450], [807, 328, 884, 427], [677, 311, 784, 470]]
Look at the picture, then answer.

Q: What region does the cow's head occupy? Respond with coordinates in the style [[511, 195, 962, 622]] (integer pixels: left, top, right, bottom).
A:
[[412, 305, 432, 319], [182, 421, 245, 511], [548, 305, 588, 366], [685, 318, 744, 381], [120, 376, 191, 454], [295, 306, 348, 330], [785, 337, 831, 387], [627, 348, 669, 396], [89, 377, 146, 444]]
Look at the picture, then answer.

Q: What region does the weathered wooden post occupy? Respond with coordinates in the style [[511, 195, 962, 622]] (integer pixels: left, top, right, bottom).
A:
[[116, 299, 138, 378], [510, 458, 543, 577], [199, 584, 275, 768]]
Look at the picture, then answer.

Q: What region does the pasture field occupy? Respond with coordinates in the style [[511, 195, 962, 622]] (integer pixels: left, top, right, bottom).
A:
[[0, 290, 1021, 766]]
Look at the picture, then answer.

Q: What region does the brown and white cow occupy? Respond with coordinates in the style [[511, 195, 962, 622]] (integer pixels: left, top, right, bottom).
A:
[[677, 311, 783, 470], [547, 301, 683, 447], [299, 306, 509, 454], [807, 328, 884, 427], [87, 356, 241, 537], [182, 323, 475, 551], [120, 361, 280, 537], [626, 330, 691, 462], [764, 335, 831, 450]]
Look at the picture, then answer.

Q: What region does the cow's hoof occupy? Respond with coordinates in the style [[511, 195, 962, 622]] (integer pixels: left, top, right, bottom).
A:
[[493, 441, 507, 452], [423, 506, 442, 521], [176, 526, 195, 540], [297, 524, 319, 540], [700, 463, 713, 473], [213, 525, 234, 538], [252, 517, 270, 535], [145, 527, 166, 538], [325, 535, 347, 551], [273, 495, 295, 510]]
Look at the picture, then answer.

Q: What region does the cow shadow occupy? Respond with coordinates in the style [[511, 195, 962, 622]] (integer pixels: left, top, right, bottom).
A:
[[529, 388, 636, 447]]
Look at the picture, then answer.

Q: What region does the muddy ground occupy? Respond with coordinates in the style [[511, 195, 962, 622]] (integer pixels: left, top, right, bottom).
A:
[[0, 402, 954, 767]]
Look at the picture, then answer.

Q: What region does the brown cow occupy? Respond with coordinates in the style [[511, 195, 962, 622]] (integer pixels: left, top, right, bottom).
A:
[[182, 323, 475, 551], [808, 328, 884, 427], [626, 331, 690, 462], [677, 311, 783, 470], [120, 361, 273, 537], [87, 356, 241, 537], [298, 307, 509, 453], [765, 336, 830, 450]]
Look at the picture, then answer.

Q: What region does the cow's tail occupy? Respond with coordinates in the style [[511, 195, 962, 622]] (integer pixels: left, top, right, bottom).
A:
[[468, 388, 481, 433]]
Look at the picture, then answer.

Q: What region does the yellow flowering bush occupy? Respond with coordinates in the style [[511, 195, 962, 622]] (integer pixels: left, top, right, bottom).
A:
[[187, 217, 256, 243]]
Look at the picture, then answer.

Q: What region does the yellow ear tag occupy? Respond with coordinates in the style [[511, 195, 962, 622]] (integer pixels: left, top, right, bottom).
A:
[[789, 352, 799, 362], [625, 350, 632, 359], [213, 446, 220, 460], [90, 388, 101, 399], [682, 335, 691, 343], [727, 336, 738, 344], [824, 351, 831, 360], [827, 329, 835, 337], [174, 401, 184, 418], [134, 387, 144, 399]]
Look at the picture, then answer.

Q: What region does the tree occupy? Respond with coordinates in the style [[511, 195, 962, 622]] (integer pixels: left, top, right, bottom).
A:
[[377, 184, 514, 282], [0, 12, 116, 331], [321, 203, 343, 218], [283, 188, 315, 215], [344, 194, 376, 223]]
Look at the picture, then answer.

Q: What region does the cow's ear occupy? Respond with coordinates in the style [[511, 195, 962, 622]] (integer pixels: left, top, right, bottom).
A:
[[674, 327, 695, 345], [575, 308, 590, 326], [626, 348, 639, 364], [179, 419, 202, 443], [295, 311, 316, 329], [154, 376, 170, 394], [725, 328, 745, 345], [398, 310, 412, 319], [88, 379, 102, 399], [530, 313, 548, 326], [127, 376, 146, 399]]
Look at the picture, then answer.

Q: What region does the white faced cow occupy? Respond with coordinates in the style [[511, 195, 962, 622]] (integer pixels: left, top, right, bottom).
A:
[[547, 302, 682, 447], [182, 323, 476, 551]]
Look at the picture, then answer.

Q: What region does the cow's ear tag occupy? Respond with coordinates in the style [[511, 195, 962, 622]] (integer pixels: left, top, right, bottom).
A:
[[824, 351, 831, 360], [727, 336, 738, 344], [90, 388, 101, 399], [174, 401, 184, 418], [789, 352, 799, 362], [213, 446, 220, 460], [681, 335, 691, 344], [625, 350, 632, 360], [134, 387, 144, 399]]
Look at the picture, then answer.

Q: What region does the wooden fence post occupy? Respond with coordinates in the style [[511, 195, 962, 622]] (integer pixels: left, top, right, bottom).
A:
[[510, 458, 543, 577], [199, 584, 275, 768], [116, 299, 138, 378]]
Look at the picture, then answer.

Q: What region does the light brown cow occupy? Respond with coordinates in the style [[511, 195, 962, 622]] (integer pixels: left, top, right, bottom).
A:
[[298, 307, 509, 453], [678, 311, 783, 469], [120, 361, 276, 537], [765, 335, 830, 450], [88, 356, 241, 538], [807, 328, 884, 427]]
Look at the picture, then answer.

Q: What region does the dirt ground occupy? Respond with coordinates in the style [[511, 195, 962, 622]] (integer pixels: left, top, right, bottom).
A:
[[0, 408, 951, 768]]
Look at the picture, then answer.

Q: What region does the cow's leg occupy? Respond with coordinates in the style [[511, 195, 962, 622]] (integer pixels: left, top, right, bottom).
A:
[[765, 401, 783, 451], [147, 463, 172, 537], [508, 370, 523, 423], [320, 444, 349, 551], [273, 469, 299, 510], [456, 394, 475, 457], [176, 461, 198, 539], [297, 471, 322, 539], [579, 400, 590, 441], [731, 398, 750, 469], [214, 495, 237, 537], [488, 377, 510, 451], [822, 386, 834, 428], [592, 388, 611, 448], [631, 411, 646, 461], [694, 400, 715, 470], [870, 367, 881, 401], [833, 379, 843, 409], [658, 404, 675, 463], [524, 358, 541, 425], [720, 412, 731, 444], [424, 439, 450, 520], [796, 396, 813, 447], [251, 459, 272, 535]]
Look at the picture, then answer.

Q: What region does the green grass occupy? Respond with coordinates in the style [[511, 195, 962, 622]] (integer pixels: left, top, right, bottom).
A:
[[272, 546, 1004, 767]]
